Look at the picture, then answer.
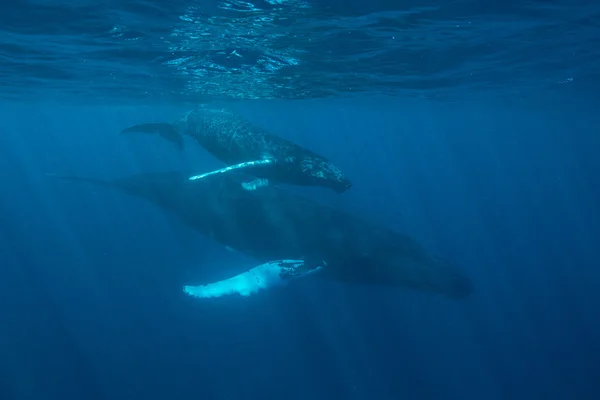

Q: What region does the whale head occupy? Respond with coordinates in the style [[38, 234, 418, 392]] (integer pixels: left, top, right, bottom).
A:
[[298, 158, 352, 193]]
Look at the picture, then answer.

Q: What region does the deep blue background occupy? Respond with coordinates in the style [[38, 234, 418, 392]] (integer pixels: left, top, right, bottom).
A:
[[1, 95, 599, 399]]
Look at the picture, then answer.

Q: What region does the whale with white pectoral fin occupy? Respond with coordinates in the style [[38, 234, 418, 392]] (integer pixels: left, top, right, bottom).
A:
[[121, 108, 352, 193], [49, 171, 473, 300]]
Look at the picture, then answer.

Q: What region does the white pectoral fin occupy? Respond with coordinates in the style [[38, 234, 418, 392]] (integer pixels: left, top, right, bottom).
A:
[[188, 159, 274, 182], [183, 259, 324, 299]]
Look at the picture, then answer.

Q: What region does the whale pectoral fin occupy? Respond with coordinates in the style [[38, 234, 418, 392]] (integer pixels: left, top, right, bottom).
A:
[[182, 259, 324, 299], [120, 122, 185, 151], [188, 159, 274, 182]]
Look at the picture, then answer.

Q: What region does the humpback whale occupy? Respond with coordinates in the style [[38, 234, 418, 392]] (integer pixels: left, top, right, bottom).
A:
[[53, 171, 473, 300], [121, 108, 352, 193]]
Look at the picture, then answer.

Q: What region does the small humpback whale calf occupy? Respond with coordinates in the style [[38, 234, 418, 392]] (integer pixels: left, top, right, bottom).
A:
[[52, 171, 474, 300], [121, 108, 352, 193]]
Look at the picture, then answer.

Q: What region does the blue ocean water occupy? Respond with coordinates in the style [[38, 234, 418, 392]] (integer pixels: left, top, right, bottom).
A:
[[1, 1, 599, 399]]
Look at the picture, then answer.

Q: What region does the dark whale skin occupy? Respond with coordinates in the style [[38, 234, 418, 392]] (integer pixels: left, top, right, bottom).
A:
[[121, 108, 352, 193], [56, 171, 473, 299]]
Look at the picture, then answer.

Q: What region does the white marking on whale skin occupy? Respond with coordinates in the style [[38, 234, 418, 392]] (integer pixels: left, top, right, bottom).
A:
[[241, 178, 269, 191], [182, 259, 323, 299], [188, 159, 274, 181]]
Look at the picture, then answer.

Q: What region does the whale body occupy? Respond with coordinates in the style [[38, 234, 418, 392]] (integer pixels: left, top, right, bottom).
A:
[[121, 108, 352, 193], [54, 171, 473, 299]]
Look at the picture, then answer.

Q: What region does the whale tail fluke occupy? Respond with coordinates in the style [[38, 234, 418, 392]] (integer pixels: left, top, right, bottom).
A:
[[120, 122, 185, 151]]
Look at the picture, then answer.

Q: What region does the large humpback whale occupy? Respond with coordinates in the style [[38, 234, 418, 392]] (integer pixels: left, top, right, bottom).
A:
[[121, 108, 352, 193], [53, 171, 473, 300]]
